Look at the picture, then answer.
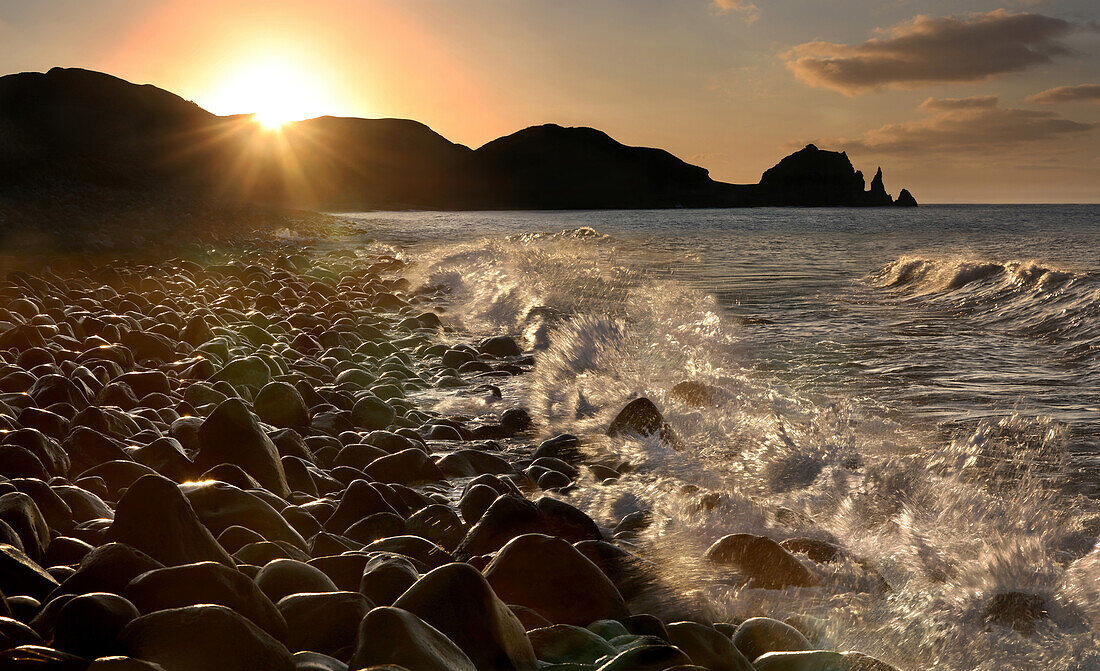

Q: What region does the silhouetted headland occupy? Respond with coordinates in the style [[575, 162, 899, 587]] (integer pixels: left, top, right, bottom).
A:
[[0, 68, 917, 215]]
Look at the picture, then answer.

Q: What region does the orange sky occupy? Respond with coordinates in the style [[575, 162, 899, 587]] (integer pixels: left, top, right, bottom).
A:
[[1, 0, 1098, 202]]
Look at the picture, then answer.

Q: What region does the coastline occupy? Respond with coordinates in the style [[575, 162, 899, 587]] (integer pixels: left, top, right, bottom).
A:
[[0, 229, 909, 670]]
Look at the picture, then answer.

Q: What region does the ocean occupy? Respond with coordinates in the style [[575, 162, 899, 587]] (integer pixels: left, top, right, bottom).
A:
[[340, 205, 1100, 670]]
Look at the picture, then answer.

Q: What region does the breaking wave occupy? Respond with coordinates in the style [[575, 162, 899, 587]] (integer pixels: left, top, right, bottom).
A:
[[404, 230, 1100, 670]]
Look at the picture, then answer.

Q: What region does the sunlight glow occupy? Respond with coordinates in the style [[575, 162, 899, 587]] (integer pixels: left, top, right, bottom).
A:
[[203, 57, 342, 128]]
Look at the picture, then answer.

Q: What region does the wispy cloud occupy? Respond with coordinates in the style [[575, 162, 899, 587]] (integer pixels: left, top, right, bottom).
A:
[[833, 96, 1095, 154], [783, 10, 1075, 95], [1027, 84, 1100, 104], [713, 0, 759, 24]]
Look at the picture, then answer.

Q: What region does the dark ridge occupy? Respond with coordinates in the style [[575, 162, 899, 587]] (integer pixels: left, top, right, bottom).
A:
[[0, 68, 918, 212]]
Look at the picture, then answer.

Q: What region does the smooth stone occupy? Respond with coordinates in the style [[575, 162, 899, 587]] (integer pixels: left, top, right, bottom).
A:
[[0, 616, 44, 649], [118, 605, 295, 671], [364, 448, 445, 485], [278, 591, 370, 658], [124, 561, 288, 642], [0, 543, 59, 599], [351, 396, 395, 431], [51, 542, 158, 596], [393, 562, 538, 671], [363, 535, 454, 570], [324, 480, 398, 534], [485, 533, 629, 626], [358, 554, 420, 606], [106, 474, 234, 567], [606, 398, 677, 446], [667, 621, 753, 671], [705, 535, 818, 590], [344, 512, 406, 545], [594, 645, 693, 671], [255, 558, 340, 603], [211, 356, 271, 389], [194, 398, 290, 497], [731, 618, 812, 662], [0, 492, 51, 563], [349, 606, 477, 671], [181, 480, 307, 550], [52, 592, 140, 659], [529, 624, 618, 665], [405, 504, 466, 551], [255, 382, 311, 430]]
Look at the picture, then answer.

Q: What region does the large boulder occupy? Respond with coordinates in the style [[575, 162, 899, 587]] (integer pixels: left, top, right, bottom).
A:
[[704, 534, 818, 590], [593, 644, 693, 671], [52, 592, 140, 660], [255, 559, 339, 603], [180, 480, 307, 550], [106, 475, 234, 567], [731, 617, 812, 662], [364, 448, 445, 485], [358, 554, 420, 606], [194, 398, 290, 497], [349, 607, 477, 671], [277, 591, 370, 658], [52, 543, 164, 598], [254, 382, 311, 430], [0, 492, 50, 563], [393, 562, 538, 671], [528, 624, 617, 665], [0, 543, 59, 599], [124, 561, 288, 642], [667, 620, 753, 671], [485, 533, 628, 626], [118, 605, 295, 671], [606, 398, 677, 446]]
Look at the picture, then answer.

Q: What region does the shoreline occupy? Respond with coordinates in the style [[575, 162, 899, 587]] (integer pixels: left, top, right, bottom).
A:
[[0, 232, 915, 670]]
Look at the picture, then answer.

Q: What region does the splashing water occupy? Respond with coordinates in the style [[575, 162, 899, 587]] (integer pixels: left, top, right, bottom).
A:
[[341, 207, 1100, 670]]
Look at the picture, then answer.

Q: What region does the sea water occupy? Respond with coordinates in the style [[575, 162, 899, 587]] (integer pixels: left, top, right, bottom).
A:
[[341, 205, 1100, 670]]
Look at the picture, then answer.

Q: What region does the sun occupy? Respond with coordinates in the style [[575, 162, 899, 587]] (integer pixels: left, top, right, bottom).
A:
[[202, 57, 341, 129]]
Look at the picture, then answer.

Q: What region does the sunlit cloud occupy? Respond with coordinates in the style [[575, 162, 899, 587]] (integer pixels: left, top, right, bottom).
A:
[[1027, 84, 1100, 104], [713, 0, 760, 24], [783, 10, 1076, 95], [832, 96, 1096, 154]]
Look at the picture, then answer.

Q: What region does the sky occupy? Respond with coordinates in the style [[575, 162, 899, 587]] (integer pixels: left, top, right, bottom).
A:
[[1, 0, 1098, 203]]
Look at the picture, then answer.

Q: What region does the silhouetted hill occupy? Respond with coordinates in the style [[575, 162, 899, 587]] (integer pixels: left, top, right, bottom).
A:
[[0, 68, 917, 211]]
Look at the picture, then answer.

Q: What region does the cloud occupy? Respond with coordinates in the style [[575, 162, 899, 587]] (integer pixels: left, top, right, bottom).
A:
[[834, 96, 1095, 154], [783, 10, 1075, 94], [713, 0, 759, 24], [1027, 84, 1100, 104]]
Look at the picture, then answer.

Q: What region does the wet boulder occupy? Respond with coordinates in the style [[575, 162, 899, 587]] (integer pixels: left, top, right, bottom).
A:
[[594, 644, 693, 671], [52, 543, 164, 598], [0, 492, 50, 563], [0, 543, 59, 599], [351, 395, 395, 431], [255, 558, 339, 603], [983, 592, 1048, 634], [667, 621, 753, 671], [195, 398, 290, 497], [124, 561, 287, 642], [106, 474, 234, 567], [528, 624, 618, 665], [358, 554, 421, 606], [118, 605, 295, 671], [349, 606, 477, 671], [180, 481, 306, 549], [607, 397, 678, 446], [393, 562, 538, 671], [51, 592, 140, 660], [278, 591, 369, 658], [365, 448, 445, 485], [485, 533, 629, 626], [254, 382, 310, 430], [730, 617, 812, 662], [705, 534, 818, 590]]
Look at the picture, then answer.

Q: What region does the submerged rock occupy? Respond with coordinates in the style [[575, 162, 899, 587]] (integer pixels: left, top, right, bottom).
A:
[[607, 398, 678, 446], [705, 534, 818, 590]]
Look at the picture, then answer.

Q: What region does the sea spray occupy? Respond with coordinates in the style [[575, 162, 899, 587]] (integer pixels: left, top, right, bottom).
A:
[[402, 226, 1100, 670]]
